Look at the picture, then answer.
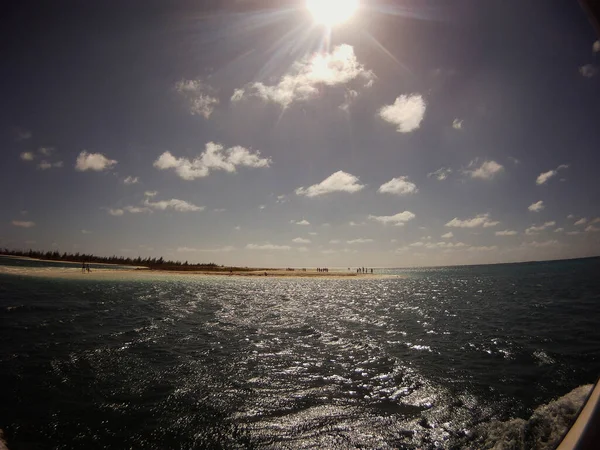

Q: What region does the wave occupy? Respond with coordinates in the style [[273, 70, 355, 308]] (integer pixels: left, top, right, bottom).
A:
[[456, 384, 593, 450]]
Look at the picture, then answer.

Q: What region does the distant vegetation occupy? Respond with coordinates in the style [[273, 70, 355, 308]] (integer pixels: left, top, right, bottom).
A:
[[0, 248, 258, 272]]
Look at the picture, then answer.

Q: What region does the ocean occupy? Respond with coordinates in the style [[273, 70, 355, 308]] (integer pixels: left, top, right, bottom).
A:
[[1, 256, 599, 449]]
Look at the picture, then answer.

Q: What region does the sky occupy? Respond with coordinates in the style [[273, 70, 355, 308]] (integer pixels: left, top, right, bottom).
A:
[[2, 0, 600, 268]]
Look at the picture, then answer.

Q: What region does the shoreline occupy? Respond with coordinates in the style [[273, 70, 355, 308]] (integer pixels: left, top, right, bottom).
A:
[[0, 266, 398, 280]]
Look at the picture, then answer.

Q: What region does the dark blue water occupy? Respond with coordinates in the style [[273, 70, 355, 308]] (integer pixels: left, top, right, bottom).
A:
[[1, 257, 599, 449]]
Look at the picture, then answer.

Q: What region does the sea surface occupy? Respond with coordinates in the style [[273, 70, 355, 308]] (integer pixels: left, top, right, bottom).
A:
[[1, 256, 600, 449]]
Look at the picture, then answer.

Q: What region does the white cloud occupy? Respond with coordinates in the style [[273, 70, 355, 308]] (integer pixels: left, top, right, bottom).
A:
[[452, 119, 463, 130], [292, 237, 311, 244], [177, 246, 235, 253], [465, 160, 504, 180], [107, 208, 124, 216], [175, 79, 219, 118], [369, 211, 416, 226], [123, 176, 139, 185], [296, 170, 364, 197], [233, 44, 374, 108], [574, 218, 587, 226], [566, 231, 581, 236], [467, 245, 498, 252], [143, 198, 203, 212], [347, 238, 374, 244], [495, 230, 518, 236], [123, 206, 152, 214], [528, 201, 545, 212], [259, 205, 266, 210], [378, 177, 418, 195], [378, 94, 426, 133], [554, 228, 564, 233], [75, 151, 117, 172], [585, 225, 600, 232], [422, 241, 467, 250], [154, 142, 271, 180], [409, 242, 424, 247], [349, 221, 365, 226], [144, 191, 158, 197], [428, 167, 452, 181], [293, 219, 310, 225], [445, 213, 499, 228], [329, 239, 341, 244], [525, 221, 556, 235], [580, 64, 598, 78], [12, 220, 35, 228], [591, 218, 600, 224], [38, 161, 63, 170], [536, 164, 568, 185], [308, 232, 318, 236], [246, 243, 292, 251], [522, 240, 560, 248], [339, 89, 359, 112], [567, 214, 575, 219], [20, 152, 34, 161], [441, 232, 454, 239], [38, 147, 54, 156], [234, 226, 241, 231]]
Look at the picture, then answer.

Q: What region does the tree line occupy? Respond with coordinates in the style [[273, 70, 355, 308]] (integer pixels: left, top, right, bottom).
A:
[[0, 248, 254, 271]]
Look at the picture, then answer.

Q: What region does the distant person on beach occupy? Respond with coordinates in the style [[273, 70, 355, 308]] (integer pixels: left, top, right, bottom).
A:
[[86, 264, 91, 273], [371, 268, 373, 274], [82, 262, 86, 273]]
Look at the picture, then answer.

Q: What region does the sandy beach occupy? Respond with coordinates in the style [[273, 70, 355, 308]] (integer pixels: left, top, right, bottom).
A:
[[0, 265, 396, 280]]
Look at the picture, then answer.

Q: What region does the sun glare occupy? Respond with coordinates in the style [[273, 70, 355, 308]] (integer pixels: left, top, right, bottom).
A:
[[306, 0, 359, 26]]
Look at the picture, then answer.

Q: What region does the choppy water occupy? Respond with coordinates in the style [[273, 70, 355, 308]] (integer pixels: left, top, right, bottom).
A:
[[1, 257, 599, 449]]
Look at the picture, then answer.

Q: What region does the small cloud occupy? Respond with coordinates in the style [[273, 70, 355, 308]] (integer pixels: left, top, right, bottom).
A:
[[508, 157, 520, 165], [259, 205, 266, 210], [378, 94, 426, 133], [369, 211, 416, 226], [292, 237, 311, 244], [339, 89, 359, 112], [308, 232, 318, 236], [230, 89, 245, 102], [528, 201, 545, 212], [452, 119, 463, 130], [276, 194, 287, 204], [445, 213, 499, 228], [75, 151, 117, 172], [175, 79, 219, 118], [585, 225, 600, 232], [567, 214, 575, 219], [495, 230, 518, 236], [38, 147, 54, 156], [123, 206, 153, 214], [525, 221, 556, 235], [144, 191, 158, 197], [154, 142, 271, 180], [349, 221, 365, 226], [292, 219, 310, 225], [246, 243, 292, 251], [15, 129, 32, 141], [234, 226, 241, 231], [522, 240, 560, 248], [467, 245, 498, 252], [554, 228, 564, 233], [20, 152, 34, 161], [378, 176, 418, 195], [347, 238, 374, 244], [81, 229, 92, 234], [441, 232, 453, 239], [465, 160, 504, 180], [428, 167, 452, 181], [574, 218, 587, 226], [107, 208, 124, 216], [123, 176, 139, 185], [566, 231, 581, 236], [143, 198, 203, 212], [11, 220, 35, 228], [296, 171, 364, 197], [38, 161, 63, 170], [329, 239, 341, 244], [579, 64, 598, 78], [536, 164, 568, 185]]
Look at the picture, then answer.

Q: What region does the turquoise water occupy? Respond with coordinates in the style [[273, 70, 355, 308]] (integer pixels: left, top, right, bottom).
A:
[[1, 257, 599, 448]]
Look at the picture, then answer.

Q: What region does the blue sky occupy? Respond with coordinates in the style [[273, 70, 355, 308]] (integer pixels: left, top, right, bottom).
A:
[[2, 0, 600, 267]]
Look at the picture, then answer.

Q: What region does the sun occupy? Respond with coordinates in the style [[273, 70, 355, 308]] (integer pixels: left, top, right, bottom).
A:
[[306, 0, 359, 26]]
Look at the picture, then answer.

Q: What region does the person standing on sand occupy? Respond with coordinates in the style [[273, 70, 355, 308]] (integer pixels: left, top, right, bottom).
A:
[[87, 264, 91, 273], [82, 262, 85, 273]]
